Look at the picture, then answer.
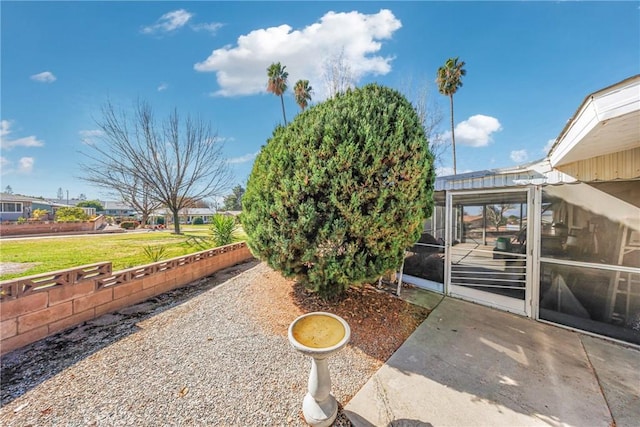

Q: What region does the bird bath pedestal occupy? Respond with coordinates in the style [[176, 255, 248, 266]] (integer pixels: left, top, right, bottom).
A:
[[288, 312, 351, 427]]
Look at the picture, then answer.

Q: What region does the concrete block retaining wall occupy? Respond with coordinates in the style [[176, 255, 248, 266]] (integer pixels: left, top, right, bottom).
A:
[[0, 242, 253, 355], [0, 220, 97, 237]]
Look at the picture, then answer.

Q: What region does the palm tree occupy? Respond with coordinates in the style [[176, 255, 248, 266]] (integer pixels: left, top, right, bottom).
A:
[[267, 62, 289, 124], [436, 57, 466, 175], [293, 79, 313, 111]]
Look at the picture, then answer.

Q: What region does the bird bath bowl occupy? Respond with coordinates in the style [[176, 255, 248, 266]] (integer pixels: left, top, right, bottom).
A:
[[289, 312, 351, 427]]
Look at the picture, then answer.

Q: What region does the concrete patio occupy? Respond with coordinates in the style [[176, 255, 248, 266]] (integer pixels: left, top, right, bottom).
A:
[[345, 293, 640, 427]]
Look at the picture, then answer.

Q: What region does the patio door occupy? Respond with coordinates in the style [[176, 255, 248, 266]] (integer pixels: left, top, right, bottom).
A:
[[446, 189, 533, 316]]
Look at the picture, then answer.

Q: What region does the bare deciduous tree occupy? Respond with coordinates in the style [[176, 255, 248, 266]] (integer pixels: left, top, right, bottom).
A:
[[80, 101, 232, 234], [321, 49, 355, 98], [94, 168, 163, 227], [400, 76, 447, 170]]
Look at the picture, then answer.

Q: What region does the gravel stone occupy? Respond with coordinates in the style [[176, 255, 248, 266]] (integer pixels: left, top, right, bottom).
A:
[[0, 262, 379, 426]]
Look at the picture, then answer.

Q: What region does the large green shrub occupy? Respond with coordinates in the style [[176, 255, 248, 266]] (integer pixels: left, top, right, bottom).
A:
[[242, 84, 435, 298]]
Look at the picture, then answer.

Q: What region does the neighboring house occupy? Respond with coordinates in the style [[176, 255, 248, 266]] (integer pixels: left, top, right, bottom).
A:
[[0, 193, 31, 222], [404, 75, 640, 346], [179, 207, 218, 224], [147, 207, 221, 225], [101, 201, 137, 218], [217, 210, 242, 218], [0, 193, 64, 221]]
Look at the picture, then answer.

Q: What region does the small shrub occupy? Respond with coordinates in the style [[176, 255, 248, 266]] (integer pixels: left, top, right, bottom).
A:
[[143, 245, 167, 262], [156, 217, 165, 225], [120, 221, 139, 230], [193, 217, 204, 225], [17, 217, 26, 224], [55, 207, 89, 222], [32, 209, 49, 220], [210, 214, 238, 246]]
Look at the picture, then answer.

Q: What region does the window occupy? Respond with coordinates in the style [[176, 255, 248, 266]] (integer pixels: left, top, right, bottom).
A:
[[1, 202, 23, 213]]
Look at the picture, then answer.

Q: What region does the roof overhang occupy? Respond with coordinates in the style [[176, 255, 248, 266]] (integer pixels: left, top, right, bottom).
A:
[[548, 75, 640, 167]]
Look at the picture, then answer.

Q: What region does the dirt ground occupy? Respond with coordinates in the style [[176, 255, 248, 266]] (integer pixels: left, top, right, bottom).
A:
[[0, 262, 40, 277], [245, 267, 431, 363]]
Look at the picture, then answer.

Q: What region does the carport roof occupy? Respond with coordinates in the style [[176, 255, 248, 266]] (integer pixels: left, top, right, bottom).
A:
[[434, 159, 575, 191]]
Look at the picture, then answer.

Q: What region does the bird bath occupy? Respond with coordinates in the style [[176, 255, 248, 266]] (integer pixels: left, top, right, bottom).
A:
[[288, 312, 351, 427]]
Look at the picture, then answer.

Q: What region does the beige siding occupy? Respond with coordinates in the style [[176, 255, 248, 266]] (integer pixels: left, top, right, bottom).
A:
[[556, 147, 640, 181]]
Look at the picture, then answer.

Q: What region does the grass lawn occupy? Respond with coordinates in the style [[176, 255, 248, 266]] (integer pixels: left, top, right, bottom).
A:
[[0, 225, 247, 281]]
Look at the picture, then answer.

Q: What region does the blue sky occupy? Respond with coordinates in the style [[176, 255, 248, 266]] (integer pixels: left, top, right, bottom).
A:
[[1, 1, 638, 201]]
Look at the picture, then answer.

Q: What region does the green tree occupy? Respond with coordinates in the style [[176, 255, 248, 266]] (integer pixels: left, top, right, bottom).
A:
[[267, 62, 289, 124], [222, 185, 245, 211], [436, 57, 466, 175], [243, 84, 434, 298], [4, 185, 13, 194], [486, 204, 514, 231], [55, 207, 89, 221], [293, 79, 313, 111], [77, 199, 104, 212]]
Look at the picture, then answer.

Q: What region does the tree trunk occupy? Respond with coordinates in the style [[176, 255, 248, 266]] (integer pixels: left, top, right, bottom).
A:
[[280, 94, 288, 125], [172, 209, 181, 234], [450, 94, 456, 175], [140, 213, 149, 229]]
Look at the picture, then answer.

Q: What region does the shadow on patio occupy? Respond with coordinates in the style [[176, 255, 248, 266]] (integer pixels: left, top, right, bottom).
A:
[[346, 296, 640, 426]]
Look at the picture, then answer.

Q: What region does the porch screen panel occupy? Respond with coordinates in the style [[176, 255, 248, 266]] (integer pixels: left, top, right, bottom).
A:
[[539, 182, 640, 345], [449, 192, 529, 302], [403, 204, 446, 291]]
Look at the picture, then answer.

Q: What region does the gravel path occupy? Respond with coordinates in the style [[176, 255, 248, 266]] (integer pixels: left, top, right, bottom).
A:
[[1, 262, 379, 426]]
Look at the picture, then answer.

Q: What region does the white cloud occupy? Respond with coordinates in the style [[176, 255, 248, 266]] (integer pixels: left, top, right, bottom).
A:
[[30, 71, 56, 83], [194, 9, 402, 97], [0, 156, 35, 175], [510, 149, 528, 163], [228, 151, 258, 164], [0, 120, 10, 137], [157, 83, 169, 92], [444, 115, 502, 147], [79, 129, 104, 145], [1, 136, 44, 150], [18, 157, 34, 174], [142, 9, 193, 34], [213, 136, 235, 143], [192, 22, 224, 35], [0, 157, 10, 175], [543, 138, 556, 154], [0, 121, 45, 150]]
